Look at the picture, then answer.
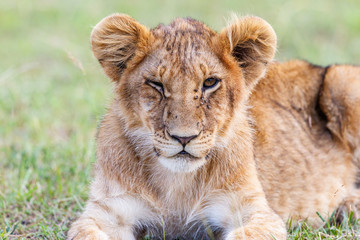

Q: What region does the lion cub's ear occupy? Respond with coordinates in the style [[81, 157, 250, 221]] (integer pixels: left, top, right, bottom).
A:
[[91, 14, 152, 81], [220, 16, 277, 90], [320, 65, 360, 157]]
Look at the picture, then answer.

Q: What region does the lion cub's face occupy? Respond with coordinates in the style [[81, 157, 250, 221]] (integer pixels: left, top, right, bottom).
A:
[[136, 25, 233, 172], [91, 15, 276, 172]]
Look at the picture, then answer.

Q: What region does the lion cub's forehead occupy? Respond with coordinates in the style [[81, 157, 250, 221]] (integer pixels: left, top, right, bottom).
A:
[[151, 18, 218, 59], [152, 17, 216, 40], [148, 18, 222, 84]]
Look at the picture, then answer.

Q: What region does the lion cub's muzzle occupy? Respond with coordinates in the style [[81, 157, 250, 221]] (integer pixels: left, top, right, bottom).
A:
[[153, 128, 214, 172], [164, 129, 203, 158]]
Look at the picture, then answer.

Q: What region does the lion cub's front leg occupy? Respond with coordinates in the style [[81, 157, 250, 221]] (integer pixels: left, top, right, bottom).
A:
[[68, 213, 112, 240], [205, 191, 286, 240], [68, 200, 135, 240], [68, 191, 154, 240], [224, 209, 286, 240]]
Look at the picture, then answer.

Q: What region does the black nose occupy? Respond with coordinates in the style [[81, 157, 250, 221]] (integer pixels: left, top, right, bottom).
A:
[[170, 134, 197, 146]]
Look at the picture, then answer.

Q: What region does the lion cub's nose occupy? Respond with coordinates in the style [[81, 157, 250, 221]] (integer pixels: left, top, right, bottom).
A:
[[170, 135, 197, 147]]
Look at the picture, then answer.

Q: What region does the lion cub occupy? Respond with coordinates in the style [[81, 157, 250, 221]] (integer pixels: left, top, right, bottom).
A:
[[68, 14, 286, 239]]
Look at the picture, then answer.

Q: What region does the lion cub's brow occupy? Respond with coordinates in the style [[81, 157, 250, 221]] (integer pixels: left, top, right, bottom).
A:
[[151, 18, 217, 60]]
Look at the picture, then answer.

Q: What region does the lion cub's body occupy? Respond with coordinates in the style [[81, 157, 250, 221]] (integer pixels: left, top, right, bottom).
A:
[[251, 60, 360, 226], [68, 14, 287, 240]]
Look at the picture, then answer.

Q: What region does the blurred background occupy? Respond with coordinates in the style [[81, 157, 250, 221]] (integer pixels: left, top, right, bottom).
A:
[[1, 0, 359, 238]]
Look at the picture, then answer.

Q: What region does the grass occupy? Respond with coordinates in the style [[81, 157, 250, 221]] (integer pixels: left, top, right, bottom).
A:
[[1, 0, 360, 239]]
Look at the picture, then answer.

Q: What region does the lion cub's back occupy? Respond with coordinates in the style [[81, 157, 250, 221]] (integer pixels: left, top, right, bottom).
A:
[[250, 60, 356, 225]]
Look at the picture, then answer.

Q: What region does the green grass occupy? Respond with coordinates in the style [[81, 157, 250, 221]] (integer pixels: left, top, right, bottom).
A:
[[286, 211, 360, 239], [1, 0, 360, 239]]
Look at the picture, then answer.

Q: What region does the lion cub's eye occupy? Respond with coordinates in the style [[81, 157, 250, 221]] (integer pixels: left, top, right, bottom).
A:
[[146, 80, 164, 94], [203, 77, 221, 90]]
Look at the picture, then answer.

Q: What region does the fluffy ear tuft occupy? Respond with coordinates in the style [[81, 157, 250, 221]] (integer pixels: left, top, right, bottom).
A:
[[220, 15, 277, 89], [91, 14, 152, 81]]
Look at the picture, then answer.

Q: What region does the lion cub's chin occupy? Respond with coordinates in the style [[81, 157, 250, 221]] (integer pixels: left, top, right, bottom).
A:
[[158, 155, 206, 173]]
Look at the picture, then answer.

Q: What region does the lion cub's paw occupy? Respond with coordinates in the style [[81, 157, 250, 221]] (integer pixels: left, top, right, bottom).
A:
[[225, 228, 260, 240], [67, 225, 110, 240], [68, 231, 110, 240], [225, 227, 286, 240], [225, 230, 252, 240]]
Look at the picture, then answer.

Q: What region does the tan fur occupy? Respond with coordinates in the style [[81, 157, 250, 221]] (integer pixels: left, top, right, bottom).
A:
[[68, 14, 286, 240], [251, 60, 360, 227]]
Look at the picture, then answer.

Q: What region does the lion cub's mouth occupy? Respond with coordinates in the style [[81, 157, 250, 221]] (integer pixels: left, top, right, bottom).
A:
[[153, 146, 207, 173], [158, 152, 206, 173], [175, 150, 199, 160], [153, 147, 200, 160]]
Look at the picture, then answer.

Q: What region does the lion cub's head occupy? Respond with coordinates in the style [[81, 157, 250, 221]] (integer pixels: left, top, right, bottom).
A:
[[91, 14, 276, 172]]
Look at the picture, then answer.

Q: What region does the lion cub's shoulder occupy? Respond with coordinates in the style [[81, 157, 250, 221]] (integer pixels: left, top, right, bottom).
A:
[[253, 60, 325, 104]]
